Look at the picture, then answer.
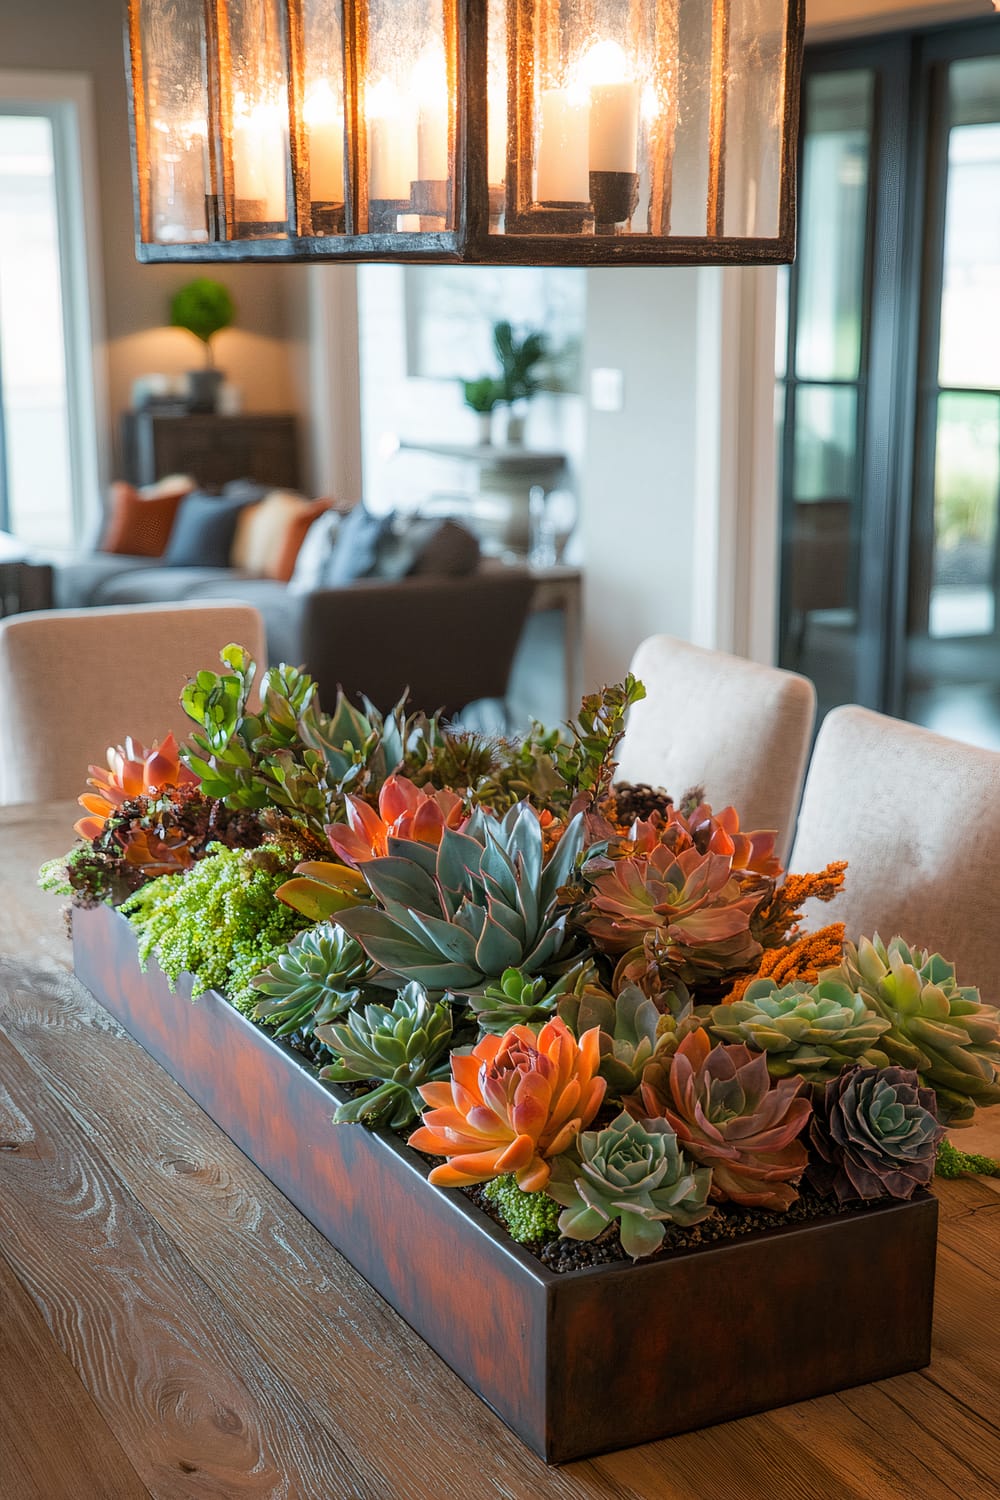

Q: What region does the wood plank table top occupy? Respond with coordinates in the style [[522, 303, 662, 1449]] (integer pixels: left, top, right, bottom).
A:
[[1, 803, 998, 1500]]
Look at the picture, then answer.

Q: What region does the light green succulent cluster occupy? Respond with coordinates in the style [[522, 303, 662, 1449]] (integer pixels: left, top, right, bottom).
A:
[[317, 982, 453, 1129], [547, 1110, 714, 1260], [829, 935, 1000, 1124], [469, 962, 594, 1035], [709, 976, 891, 1081], [338, 803, 586, 994], [251, 923, 373, 1038], [558, 982, 690, 1095], [482, 1175, 562, 1244]]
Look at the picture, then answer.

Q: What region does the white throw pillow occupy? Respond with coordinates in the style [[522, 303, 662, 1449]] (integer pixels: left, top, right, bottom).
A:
[[288, 509, 343, 593]]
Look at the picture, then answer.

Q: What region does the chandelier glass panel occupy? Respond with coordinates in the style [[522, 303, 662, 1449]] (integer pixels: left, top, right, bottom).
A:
[[128, 0, 804, 264]]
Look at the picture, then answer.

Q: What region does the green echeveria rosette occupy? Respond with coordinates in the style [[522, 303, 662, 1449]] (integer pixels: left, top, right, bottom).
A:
[[829, 935, 1000, 1124], [558, 980, 696, 1098], [709, 976, 891, 1082], [251, 922, 373, 1038], [807, 1065, 946, 1203], [547, 1109, 714, 1260], [469, 962, 594, 1037], [317, 981, 453, 1129]]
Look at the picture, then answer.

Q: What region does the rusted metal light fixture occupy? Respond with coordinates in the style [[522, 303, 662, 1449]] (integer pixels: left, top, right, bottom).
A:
[[126, 0, 805, 266]]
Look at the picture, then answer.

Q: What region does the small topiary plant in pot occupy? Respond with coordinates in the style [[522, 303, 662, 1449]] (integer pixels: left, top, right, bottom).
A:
[[170, 277, 236, 412]]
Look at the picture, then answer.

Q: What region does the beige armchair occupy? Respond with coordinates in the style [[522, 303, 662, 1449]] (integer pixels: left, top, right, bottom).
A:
[[615, 635, 816, 863], [790, 705, 1000, 1004], [0, 602, 266, 806]]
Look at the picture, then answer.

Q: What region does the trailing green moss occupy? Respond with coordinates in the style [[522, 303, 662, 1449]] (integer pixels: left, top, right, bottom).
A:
[[483, 1175, 562, 1245], [936, 1138, 1000, 1179], [121, 842, 311, 1015]]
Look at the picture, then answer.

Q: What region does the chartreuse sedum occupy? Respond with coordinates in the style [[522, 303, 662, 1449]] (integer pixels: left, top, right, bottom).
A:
[[826, 935, 1000, 1124], [337, 802, 586, 994]]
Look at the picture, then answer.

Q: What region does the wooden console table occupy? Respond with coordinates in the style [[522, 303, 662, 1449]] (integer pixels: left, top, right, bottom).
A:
[[122, 412, 301, 491]]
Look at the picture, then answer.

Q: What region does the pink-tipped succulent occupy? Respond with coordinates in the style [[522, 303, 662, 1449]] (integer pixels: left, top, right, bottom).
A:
[[625, 802, 782, 879], [75, 733, 197, 841], [633, 1027, 811, 1210], [581, 841, 766, 987], [326, 773, 465, 866]]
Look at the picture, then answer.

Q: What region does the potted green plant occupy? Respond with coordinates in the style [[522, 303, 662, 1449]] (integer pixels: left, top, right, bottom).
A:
[[493, 320, 548, 444], [170, 277, 236, 413], [462, 374, 504, 445]]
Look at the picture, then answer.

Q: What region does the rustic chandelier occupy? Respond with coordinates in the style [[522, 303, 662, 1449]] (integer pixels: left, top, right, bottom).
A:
[[127, 0, 805, 266]]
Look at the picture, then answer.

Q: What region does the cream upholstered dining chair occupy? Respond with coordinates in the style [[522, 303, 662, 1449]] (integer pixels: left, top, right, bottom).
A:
[[789, 705, 1000, 1006], [614, 635, 816, 862], [0, 602, 266, 805]]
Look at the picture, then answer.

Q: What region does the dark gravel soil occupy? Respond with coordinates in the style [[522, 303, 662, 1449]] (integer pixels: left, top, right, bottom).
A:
[[471, 1183, 880, 1273]]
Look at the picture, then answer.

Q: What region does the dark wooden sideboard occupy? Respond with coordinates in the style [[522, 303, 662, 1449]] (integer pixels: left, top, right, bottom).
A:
[[122, 413, 301, 491]]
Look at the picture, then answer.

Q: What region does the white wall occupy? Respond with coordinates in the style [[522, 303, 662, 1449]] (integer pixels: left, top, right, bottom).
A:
[[807, 0, 993, 38]]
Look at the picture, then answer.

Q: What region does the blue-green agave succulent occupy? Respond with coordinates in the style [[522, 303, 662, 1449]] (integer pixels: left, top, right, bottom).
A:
[[336, 803, 586, 994]]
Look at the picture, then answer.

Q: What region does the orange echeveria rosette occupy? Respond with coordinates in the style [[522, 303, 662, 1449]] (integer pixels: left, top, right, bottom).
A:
[[410, 1017, 606, 1192], [74, 732, 197, 841]]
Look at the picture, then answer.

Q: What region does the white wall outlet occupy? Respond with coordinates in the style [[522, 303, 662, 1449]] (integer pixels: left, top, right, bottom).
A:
[[590, 366, 625, 412]]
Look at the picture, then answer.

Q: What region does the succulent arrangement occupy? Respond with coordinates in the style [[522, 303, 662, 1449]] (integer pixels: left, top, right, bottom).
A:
[[44, 644, 1000, 1267]]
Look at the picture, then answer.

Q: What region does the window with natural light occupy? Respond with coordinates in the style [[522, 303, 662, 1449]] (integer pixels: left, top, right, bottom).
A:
[[0, 112, 75, 550]]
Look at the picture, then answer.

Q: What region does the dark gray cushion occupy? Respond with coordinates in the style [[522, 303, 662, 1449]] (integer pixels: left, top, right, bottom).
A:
[[373, 517, 482, 581], [49, 553, 163, 609], [164, 484, 267, 567], [323, 504, 393, 585], [93, 566, 257, 606]]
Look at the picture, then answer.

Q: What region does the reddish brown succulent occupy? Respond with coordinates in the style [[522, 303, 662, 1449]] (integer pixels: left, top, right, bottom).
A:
[[409, 1017, 606, 1191], [633, 1027, 811, 1211], [75, 733, 197, 841]]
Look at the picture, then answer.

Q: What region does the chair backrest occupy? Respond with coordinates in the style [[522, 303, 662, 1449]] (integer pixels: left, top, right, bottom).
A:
[[0, 602, 266, 805], [300, 569, 537, 719], [790, 705, 1000, 1004], [615, 634, 816, 862]]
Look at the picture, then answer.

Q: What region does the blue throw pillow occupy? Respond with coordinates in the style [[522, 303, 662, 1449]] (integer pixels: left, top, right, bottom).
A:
[[323, 504, 393, 585], [164, 485, 266, 568]]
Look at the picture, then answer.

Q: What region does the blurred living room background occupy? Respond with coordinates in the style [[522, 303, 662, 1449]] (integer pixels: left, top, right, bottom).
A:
[[0, 0, 997, 737]]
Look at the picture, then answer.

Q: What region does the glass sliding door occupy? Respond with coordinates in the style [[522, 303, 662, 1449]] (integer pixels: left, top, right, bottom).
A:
[[776, 17, 1000, 744], [904, 52, 1000, 747], [777, 68, 874, 719]]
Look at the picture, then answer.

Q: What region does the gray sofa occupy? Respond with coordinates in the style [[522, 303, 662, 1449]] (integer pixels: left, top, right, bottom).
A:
[[47, 534, 537, 720]]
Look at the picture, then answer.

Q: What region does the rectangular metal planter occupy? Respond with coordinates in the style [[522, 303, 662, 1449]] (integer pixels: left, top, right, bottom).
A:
[[73, 902, 939, 1464]]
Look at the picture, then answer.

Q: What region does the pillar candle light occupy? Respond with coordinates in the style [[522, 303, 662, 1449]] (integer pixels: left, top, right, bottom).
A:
[[232, 96, 287, 221], [413, 47, 449, 181], [367, 77, 417, 200], [536, 89, 590, 202], [578, 40, 640, 175], [303, 79, 345, 201]]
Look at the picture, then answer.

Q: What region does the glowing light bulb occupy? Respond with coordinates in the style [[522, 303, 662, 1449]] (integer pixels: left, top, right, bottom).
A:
[[304, 78, 344, 202], [577, 39, 632, 88]]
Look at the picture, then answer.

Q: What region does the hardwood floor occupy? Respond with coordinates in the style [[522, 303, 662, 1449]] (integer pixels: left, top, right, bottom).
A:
[[1, 805, 998, 1499]]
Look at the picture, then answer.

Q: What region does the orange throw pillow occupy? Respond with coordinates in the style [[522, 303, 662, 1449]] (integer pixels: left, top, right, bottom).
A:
[[100, 477, 194, 557], [273, 497, 334, 582]]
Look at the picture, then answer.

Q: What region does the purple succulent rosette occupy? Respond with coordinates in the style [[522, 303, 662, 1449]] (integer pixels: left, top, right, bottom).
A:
[[808, 1065, 945, 1203]]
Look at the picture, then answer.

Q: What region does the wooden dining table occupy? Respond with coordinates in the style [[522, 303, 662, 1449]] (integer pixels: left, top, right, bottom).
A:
[[1, 802, 998, 1500]]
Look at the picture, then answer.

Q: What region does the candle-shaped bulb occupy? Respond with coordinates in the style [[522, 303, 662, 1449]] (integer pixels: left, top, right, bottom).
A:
[[231, 91, 287, 222], [303, 78, 344, 202], [367, 76, 417, 201], [577, 39, 640, 176], [411, 46, 449, 182]]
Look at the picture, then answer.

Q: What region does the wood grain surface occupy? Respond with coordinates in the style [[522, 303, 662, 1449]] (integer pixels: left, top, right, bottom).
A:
[[1, 804, 999, 1499]]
